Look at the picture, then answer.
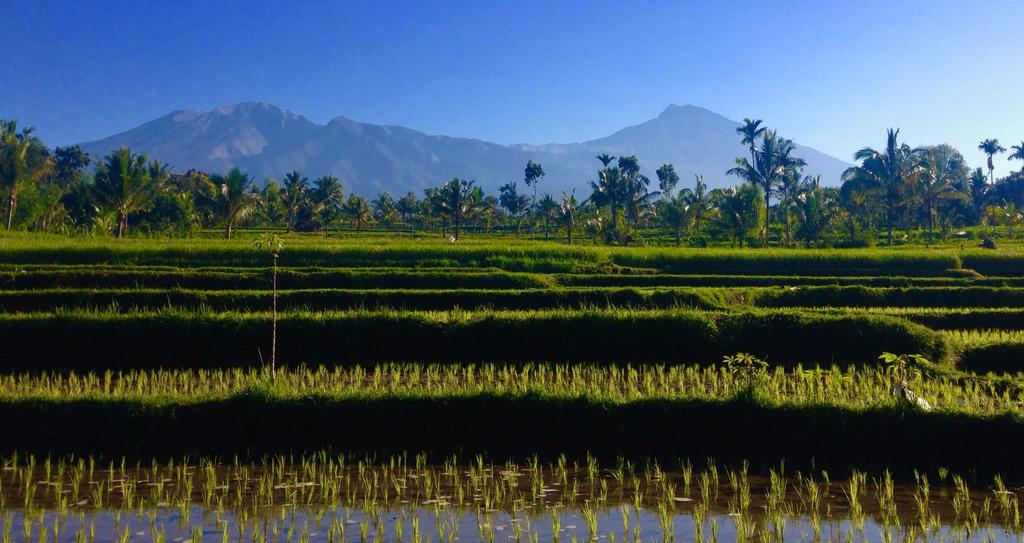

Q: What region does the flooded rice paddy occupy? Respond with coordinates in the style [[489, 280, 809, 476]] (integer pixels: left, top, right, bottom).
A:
[[1, 454, 1021, 542]]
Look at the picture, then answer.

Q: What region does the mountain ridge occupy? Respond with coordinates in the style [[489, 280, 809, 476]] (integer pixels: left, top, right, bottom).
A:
[[78, 102, 852, 195]]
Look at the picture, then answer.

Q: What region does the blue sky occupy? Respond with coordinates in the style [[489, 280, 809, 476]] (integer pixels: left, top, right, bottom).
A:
[[2, 0, 1022, 177]]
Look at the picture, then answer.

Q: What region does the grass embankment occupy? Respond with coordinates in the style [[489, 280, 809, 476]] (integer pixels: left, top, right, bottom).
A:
[[946, 330, 1024, 375], [0, 240, 1000, 275], [10, 266, 1024, 290], [4, 285, 1024, 312], [0, 287, 725, 312], [0, 364, 1021, 475], [0, 309, 945, 371], [801, 307, 1024, 331]]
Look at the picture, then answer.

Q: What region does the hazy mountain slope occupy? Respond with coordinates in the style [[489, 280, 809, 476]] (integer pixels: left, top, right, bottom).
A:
[[79, 102, 851, 195]]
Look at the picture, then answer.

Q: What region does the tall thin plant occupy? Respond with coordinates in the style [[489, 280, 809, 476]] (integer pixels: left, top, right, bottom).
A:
[[252, 233, 284, 376]]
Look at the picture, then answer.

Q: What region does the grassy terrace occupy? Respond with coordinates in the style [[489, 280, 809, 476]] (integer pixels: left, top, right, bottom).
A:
[[4, 236, 1021, 274], [1, 363, 1023, 475], [0, 308, 946, 370], [2, 286, 1024, 312], [2, 234, 1024, 471]]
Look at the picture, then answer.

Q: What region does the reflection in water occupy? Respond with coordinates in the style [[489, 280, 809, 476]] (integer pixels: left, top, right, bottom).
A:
[[0, 455, 1020, 542]]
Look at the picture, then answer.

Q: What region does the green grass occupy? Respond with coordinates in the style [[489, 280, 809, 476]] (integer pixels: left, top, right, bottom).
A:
[[799, 306, 1024, 330], [1, 236, 1003, 275], [0, 286, 726, 312], [2, 232, 1024, 473], [1, 364, 1021, 475], [748, 285, 1024, 308], [945, 330, 1024, 375], [0, 308, 946, 371]]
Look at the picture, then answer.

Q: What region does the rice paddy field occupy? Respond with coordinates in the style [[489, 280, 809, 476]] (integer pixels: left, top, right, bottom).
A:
[[3, 233, 1024, 541]]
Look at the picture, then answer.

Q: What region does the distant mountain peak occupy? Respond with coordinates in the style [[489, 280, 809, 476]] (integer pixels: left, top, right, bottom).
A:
[[78, 102, 851, 195], [658, 103, 725, 120]]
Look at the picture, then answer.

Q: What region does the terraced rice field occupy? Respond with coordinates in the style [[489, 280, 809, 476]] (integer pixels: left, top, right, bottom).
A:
[[3, 236, 1024, 541]]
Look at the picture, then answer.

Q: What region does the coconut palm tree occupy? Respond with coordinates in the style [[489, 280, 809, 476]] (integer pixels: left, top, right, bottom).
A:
[[93, 147, 157, 238], [557, 191, 579, 245], [499, 182, 530, 235], [341, 194, 372, 232], [436, 178, 476, 240], [618, 157, 657, 232], [396, 192, 419, 226], [914, 147, 969, 238], [1009, 141, 1024, 173], [979, 138, 1006, 184], [596, 154, 616, 168], [776, 169, 811, 246], [210, 167, 259, 239], [679, 175, 713, 234], [736, 118, 766, 166], [660, 192, 689, 246], [794, 182, 839, 248], [281, 171, 309, 231], [727, 130, 805, 242], [372, 192, 399, 229], [969, 167, 989, 218], [842, 129, 919, 245], [1, 121, 53, 230], [536, 193, 559, 239], [714, 183, 763, 248], [313, 175, 344, 233]]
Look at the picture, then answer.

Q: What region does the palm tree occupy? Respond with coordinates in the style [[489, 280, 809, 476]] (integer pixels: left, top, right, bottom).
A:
[[537, 193, 559, 239], [914, 147, 968, 238], [436, 178, 476, 240], [94, 147, 155, 238], [259, 179, 286, 227], [622, 171, 657, 232], [341, 194, 372, 232], [969, 167, 989, 219], [1009, 141, 1024, 173], [714, 183, 763, 248], [281, 171, 309, 231], [794, 183, 839, 247], [499, 182, 530, 234], [313, 175, 344, 233], [396, 192, 419, 226], [736, 118, 766, 166], [842, 129, 919, 245], [1, 121, 53, 230], [656, 163, 679, 199], [727, 130, 805, 242], [679, 175, 712, 234], [210, 167, 259, 239], [557, 191, 579, 245], [979, 138, 1006, 184], [589, 155, 654, 241], [777, 170, 810, 246], [372, 192, 399, 229], [660, 192, 689, 246]]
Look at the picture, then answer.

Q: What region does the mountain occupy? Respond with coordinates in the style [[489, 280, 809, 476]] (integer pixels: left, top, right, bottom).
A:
[[78, 102, 851, 195]]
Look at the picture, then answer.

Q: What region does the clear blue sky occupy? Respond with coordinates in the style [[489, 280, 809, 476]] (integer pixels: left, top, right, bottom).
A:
[[2, 0, 1022, 176]]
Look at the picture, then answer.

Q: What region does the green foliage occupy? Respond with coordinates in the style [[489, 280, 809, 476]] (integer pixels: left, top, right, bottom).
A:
[[0, 309, 946, 371]]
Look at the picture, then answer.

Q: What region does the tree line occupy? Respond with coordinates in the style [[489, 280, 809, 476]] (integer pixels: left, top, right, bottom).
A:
[[2, 118, 1022, 245]]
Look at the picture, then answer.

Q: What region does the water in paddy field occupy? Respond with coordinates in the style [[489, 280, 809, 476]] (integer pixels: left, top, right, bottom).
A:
[[1, 460, 1020, 542], [2, 507, 1020, 543]]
